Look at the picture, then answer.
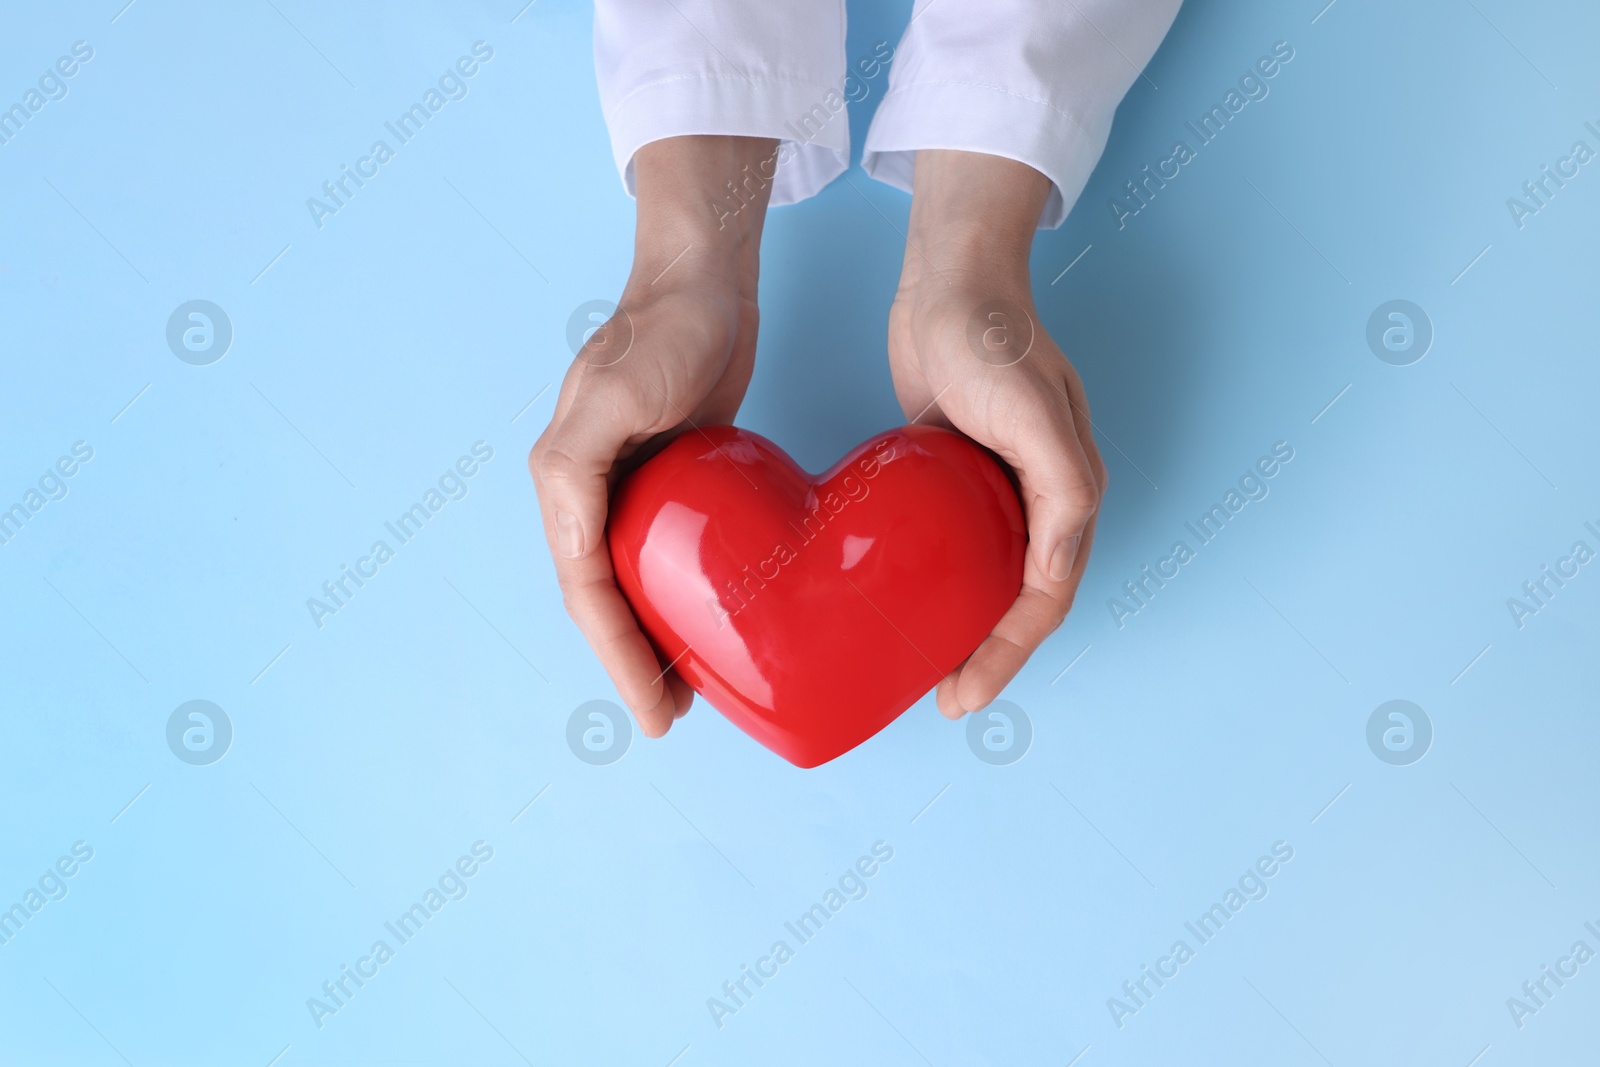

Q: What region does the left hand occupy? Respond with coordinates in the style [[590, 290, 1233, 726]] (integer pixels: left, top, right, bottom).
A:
[[886, 150, 1108, 719]]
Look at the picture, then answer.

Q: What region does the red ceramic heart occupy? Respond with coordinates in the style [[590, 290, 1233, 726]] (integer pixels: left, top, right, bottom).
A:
[[608, 425, 1025, 767]]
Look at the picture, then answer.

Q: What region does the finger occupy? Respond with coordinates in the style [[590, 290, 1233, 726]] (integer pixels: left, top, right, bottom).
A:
[[946, 369, 1100, 585], [953, 479, 1102, 712], [637, 672, 682, 737], [935, 669, 964, 719], [1013, 395, 1100, 584], [667, 672, 694, 719], [554, 561, 678, 736], [953, 433, 1104, 713], [535, 380, 644, 564], [953, 392, 1102, 713], [1060, 507, 1101, 609], [1056, 367, 1110, 531], [954, 585, 1059, 713], [1054, 368, 1109, 613], [531, 381, 670, 732]]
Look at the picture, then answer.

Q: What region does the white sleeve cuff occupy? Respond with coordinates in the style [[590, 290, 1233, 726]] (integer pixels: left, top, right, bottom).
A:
[[861, 0, 1182, 230], [603, 75, 851, 208], [862, 81, 1108, 229], [593, 0, 849, 208]]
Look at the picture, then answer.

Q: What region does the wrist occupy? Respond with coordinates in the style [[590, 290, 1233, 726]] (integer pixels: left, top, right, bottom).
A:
[[901, 149, 1050, 292], [631, 135, 780, 297]]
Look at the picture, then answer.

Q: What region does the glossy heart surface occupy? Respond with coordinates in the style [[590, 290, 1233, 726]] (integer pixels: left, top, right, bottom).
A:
[[608, 425, 1025, 767]]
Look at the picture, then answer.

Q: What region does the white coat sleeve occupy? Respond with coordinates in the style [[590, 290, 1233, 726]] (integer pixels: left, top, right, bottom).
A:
[[593, 1, 849, 207], [862, 0, 1183, 228]]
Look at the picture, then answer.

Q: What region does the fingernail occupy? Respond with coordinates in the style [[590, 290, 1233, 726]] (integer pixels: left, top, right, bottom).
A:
[[555, 510, 584, 559], [1048, 535, 1079, 582]]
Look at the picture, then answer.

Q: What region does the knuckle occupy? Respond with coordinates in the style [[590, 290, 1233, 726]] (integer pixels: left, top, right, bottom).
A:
[[1030, 591, 1068, 628], [1008, 587, 1063, 637], [1063, 480, 1100, 520], [554, 578, 591, 621], [1094, 455, 1110, 493], [536, 445, 583, 489]]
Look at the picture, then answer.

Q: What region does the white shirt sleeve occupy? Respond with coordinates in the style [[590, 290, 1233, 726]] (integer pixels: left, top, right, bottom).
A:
[[593, 0, 850, 207], [863, 0, 1183, 229]]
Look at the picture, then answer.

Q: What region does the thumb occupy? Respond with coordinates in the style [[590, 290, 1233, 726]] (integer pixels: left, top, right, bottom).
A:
[[534, 385, 639, 560], [998, 394, 1099, 583]]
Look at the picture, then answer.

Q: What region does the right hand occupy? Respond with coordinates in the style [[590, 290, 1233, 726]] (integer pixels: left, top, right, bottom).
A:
[[530, 135, 776, 738]]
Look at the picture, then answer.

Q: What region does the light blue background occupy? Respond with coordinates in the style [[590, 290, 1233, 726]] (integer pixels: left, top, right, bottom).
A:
[[3, 0, 1598, 1064]]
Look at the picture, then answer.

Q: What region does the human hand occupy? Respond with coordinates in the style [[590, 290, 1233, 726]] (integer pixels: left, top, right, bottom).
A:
[[531, 136, 777, 737], [886, 150, 1107, 719]]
